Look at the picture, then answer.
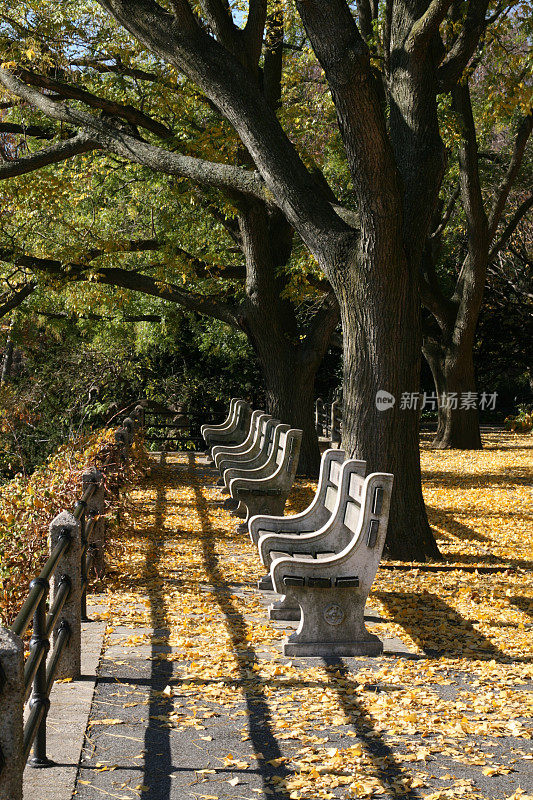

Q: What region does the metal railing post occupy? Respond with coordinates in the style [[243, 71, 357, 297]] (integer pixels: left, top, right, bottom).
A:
[[81, 469, 105, 611], [74, 499, 88, 622], [48, 513, 81, 680], [0, 628, 24, 800], [27, 579, 51, 768]]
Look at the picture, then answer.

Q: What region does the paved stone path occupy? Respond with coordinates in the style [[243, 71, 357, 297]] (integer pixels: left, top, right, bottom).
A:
[[47, 454, 531, 800]]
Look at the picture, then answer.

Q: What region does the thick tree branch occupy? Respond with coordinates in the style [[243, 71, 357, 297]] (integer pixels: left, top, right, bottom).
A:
[[168, 0, 199, 31], [356, 0, 374, 42], [0, 122, 55, 139], [263, 5, 284, 110], [408, 0, 454, 51], [83, 238, 163, 261], [0, 245, 242, 326], [0, 281, 36, 318], [488, 112, 533, 242], [294, 0, 400, 225], [95, 0, 354, 255], [437, 0, 490, 90], [69, 57, 164, 85], [34, 310, 165, 323], [17, 67, 172, 139], [0, 68, 271, 202], [199, 0, 240, 54], [0, 132, 98, 179], [488, 194, 533, 263], [243, 0, 268, 68]]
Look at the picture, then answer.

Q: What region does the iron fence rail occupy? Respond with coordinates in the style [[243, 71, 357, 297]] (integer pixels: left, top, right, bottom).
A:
[[0, 404, 143, 790]]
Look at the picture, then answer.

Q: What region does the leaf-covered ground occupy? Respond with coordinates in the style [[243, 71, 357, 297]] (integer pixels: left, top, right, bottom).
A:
[[82, 433, 532, 800]]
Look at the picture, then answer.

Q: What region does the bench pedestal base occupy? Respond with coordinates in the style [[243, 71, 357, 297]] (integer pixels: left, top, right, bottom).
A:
[[283, 635, 383, 657], [269, 604, 300, 621], [257, 574, 273, 590]]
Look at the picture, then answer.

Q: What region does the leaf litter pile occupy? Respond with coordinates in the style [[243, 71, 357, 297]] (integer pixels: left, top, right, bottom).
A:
[[86, 433, 532, 800]]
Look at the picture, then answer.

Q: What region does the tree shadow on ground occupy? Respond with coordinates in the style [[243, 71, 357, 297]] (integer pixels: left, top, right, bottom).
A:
[[189, 453, 292, 799], [510, 596, 533, 620], [422, 470, 531, 488], [425, 506, 492, 543], [374, 591, 532, 663], [141, 477, 174, 800]]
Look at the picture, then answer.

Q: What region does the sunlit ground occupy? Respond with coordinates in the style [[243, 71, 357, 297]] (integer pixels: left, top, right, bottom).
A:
[[96, 433, 532, 799]]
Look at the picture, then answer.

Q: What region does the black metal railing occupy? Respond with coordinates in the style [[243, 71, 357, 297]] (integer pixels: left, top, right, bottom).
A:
[[143, 407, 204, 451], [10, 485, 99, 767], [0, 404, 143, 793]]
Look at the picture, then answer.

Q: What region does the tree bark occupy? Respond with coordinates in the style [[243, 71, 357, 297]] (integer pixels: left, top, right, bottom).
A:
[[258, 350, 321, 476], [238, 203, 328, 475], [331, 241, 441, 561], [424, 341, 482, 449]]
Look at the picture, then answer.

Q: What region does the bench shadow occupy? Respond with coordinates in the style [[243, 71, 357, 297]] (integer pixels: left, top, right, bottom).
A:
[[141, 477, 174, 800], [375, 590, 532, 662], [510, 596, 533, 620], [322, 658, 423, 799], [189, 452, 291, 799]]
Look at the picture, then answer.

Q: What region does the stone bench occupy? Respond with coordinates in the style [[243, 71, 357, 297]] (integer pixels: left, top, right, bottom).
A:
[[249, 448, 366, 545], [201, 397, 237, 438], [214, 411, 272, 476], [203, 399, 252, 453], [268, 462, 394, 656], [221, 418, 283, 496], [249, 449, 366, 589], [227, 427, 302, 529]]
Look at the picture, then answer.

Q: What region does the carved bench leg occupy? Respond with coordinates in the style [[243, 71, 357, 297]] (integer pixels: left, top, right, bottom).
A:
[[268, 589, 300, 621], [283, 589, 382, 657], [258, 573, 273, 590], [245, 496, 286, 521]]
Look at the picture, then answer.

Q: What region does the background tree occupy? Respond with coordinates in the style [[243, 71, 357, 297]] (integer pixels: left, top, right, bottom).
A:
[[421, 11, 532, 447]]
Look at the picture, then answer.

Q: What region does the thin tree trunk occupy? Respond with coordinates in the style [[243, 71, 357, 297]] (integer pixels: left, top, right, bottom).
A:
[[259, 350, 321, 475], [425, 344, 482, 449], [1, 318, 15, 385]]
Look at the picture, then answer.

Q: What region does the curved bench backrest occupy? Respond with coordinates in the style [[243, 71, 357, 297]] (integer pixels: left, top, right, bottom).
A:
[[264, 418, 281, 457], [270, 428, 303, 487], [333, 469, 394, 591], [223, 398, 238, 426], [235, 401, 252, 436], [309, 459, 371, 554], [239, 408, 265, 449]]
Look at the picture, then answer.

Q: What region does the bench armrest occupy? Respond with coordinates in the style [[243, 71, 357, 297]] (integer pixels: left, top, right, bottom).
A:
[[224, 460, 275, 484], [229, 469, 284, 498]]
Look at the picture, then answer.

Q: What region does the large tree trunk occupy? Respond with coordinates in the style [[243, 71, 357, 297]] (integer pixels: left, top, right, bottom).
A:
[[259, 351, 321, 475], [424, 342, 482, 449], [334, 246, 441, 561], [238, 202, 328, 475]]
